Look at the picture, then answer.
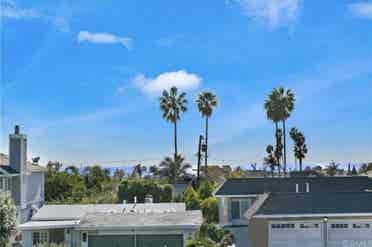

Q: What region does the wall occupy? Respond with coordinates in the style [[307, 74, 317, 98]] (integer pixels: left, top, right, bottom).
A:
[[26, 171, 44, 205], [248, 218, 268, 247]]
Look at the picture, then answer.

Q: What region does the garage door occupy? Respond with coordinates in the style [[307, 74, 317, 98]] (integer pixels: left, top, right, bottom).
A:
[[89, 235, 135, 247], [328, 222, 372, 247], [88, 234, 183, 247], [269, 222, 322, 247]]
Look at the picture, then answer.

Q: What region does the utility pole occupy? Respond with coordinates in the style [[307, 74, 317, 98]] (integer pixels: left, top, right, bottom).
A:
[[197, 135, 203, 183]]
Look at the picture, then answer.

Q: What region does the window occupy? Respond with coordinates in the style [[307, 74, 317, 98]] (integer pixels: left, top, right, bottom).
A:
[[82, 232, 88, 242], [33, 231, 48, 245], [271, 224, 295, 229], [353, 223, 370, 229], [300, 223, 319, 229], [0, 177, 10, 191], [331, 224, 348, 229], [230, 198, 253, 220]]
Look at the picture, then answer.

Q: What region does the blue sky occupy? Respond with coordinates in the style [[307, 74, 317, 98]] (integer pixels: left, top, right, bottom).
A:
[[1, 0, 372, 169]]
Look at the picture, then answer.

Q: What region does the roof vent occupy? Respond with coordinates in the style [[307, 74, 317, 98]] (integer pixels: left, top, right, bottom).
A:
[[295, 184, 299, 193], [145, 194, 153, 204], [306, 182, 310, 193]]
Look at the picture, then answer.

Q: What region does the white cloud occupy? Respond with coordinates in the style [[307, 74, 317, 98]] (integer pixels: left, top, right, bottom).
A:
[[78, 31, 132, 49], [1, 0, 40, 19], [133, 70, 202, 95], [231, 0, 301, 28], [349, 2, 372, 19], [1, 0, 70, 32]]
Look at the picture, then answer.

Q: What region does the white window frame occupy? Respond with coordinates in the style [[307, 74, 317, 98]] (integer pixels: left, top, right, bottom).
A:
[[230, 198, 253, 220], [33, 231, 49, 245]]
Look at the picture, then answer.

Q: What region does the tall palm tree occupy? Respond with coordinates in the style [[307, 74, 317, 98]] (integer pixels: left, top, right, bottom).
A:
[[159, 154, 191, 183], [196, 91, 218, 176], [264, 90, 283, 170], [265, 87, 295, 174], [160, 86, 188, 160], [290, 127, 308, 172]]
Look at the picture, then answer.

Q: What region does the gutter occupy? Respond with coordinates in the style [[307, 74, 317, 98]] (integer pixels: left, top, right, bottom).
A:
[[253, 213, 372, 219]]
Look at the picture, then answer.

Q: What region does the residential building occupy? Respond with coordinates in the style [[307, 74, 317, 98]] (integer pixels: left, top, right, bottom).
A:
[[19, 202, 203, 247], [0, 126, 46, 223], [249, 192, 372, 247], [214, 176, 372, 247]]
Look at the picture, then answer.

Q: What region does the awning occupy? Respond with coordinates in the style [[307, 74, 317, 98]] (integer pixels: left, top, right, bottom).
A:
[[18, 220, 80, 230]]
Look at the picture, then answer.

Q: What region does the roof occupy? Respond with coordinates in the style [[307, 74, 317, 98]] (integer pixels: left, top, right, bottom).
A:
[[18, 220, 80, 230], [32, 203, 186, 221], [254, 192, 372, 217], [0, 165, 18, 175], [77, 210, 203, 230], [215, 177, 372, 196]]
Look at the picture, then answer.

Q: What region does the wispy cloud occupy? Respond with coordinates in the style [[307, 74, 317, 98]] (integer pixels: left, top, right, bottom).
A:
[[349, 2, 372, 19], [1, 0, 70, 32], [78, 31, 132, 50], [229, 0, 301, 28], [132, 70, 202, 95]]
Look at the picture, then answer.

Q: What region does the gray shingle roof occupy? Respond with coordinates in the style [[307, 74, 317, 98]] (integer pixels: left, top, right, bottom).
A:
[[0, 165, 18, 174], [32, 203, 186, 221], [77, 210, 203, 229], [255, 192, 372, 216], [215, 177, 372, 196]]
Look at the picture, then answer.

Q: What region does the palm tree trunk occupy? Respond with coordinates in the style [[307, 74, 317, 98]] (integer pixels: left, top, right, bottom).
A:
[[275, 122, 281, 175], [174, 120, 178, 161], [299, 157, 303, 172], [204, 116, 209, 177], [282, 120, 287, 175]]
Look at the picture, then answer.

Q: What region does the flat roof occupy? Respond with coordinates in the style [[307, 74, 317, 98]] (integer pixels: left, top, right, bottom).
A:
[[18, 220, 80, 230]]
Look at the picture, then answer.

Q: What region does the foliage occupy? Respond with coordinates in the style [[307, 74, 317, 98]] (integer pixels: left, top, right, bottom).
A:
[[187, 223, 234, 247], [184, 186, 201, 210], [131, 164, 147, 178], [325, 161, 340, 176], [159, 154, 191, 183], [200, 197, 219, 223], [264, 145, 277, 176], [117, 179, 172, 203], [197, 181, 216, 200], [290, 127, 308, 171], [359, 163, 372, 174], [229, 166, 247, 178], [0, 192, 16, 247]]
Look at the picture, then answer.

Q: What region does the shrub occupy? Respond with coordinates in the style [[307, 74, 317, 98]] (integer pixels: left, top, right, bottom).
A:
[[197, 181, 215, 200], [200, 197, 219, 223], [0, 192, 16, 247], [117, 179, 173, 203], [184, 186, 201, 210]]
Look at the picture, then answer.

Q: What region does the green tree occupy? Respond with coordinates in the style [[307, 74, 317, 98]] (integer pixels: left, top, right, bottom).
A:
[[200, 197, 219, 223], [265, 87, 295, 174], [196, 91, 218, 176], [184, 186, 201, 210], [160, 86, 188, 160], [197, 181, 215, 200], [159, 154, 191, 183], [326, 161, 339, 176], [0, 192, 16, 247], [290, 127, 308, 172], [264, 145, 277, 177], [132, 164, 147, 178]]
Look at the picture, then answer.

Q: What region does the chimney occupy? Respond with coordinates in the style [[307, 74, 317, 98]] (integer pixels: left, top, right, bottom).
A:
[[295, 184, 299, 193], [306, 182, 310, 193], [134, 196, 137, 205], [145, 195, 153, 204], [9, 125, 27, 174]]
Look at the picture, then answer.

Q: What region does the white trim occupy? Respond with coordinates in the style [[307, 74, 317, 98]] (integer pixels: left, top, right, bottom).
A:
[[215, 194, 259, 198], [76, 224, 200, 231], [254, 213, 372, 219]]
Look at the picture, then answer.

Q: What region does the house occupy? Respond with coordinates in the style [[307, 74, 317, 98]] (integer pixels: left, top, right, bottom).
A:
[[249, 192, 372, 247], [214, 176, 372, 247], [0, 126, 46, 224], [19, 202, 203, 247]]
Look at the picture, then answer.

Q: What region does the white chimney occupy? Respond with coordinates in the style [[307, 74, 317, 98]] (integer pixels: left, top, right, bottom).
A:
[[134, 196, 137, 204], [145, 195, 153, 204], [295, 184, 299, 193], [306, 182, 310, 193]]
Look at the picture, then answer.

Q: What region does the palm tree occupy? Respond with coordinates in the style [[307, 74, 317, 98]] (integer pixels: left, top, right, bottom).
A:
[[326, 161, 339, 176], [290, 127, 308, 172], [159, 154, 191, 183], [160, 86, 188, 160], [132, 164, 147, 178], [196, 91, 218, 176], [264, 87, 295, 174], [274, 128, 283, 174], [264, 145, 277, 177]]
